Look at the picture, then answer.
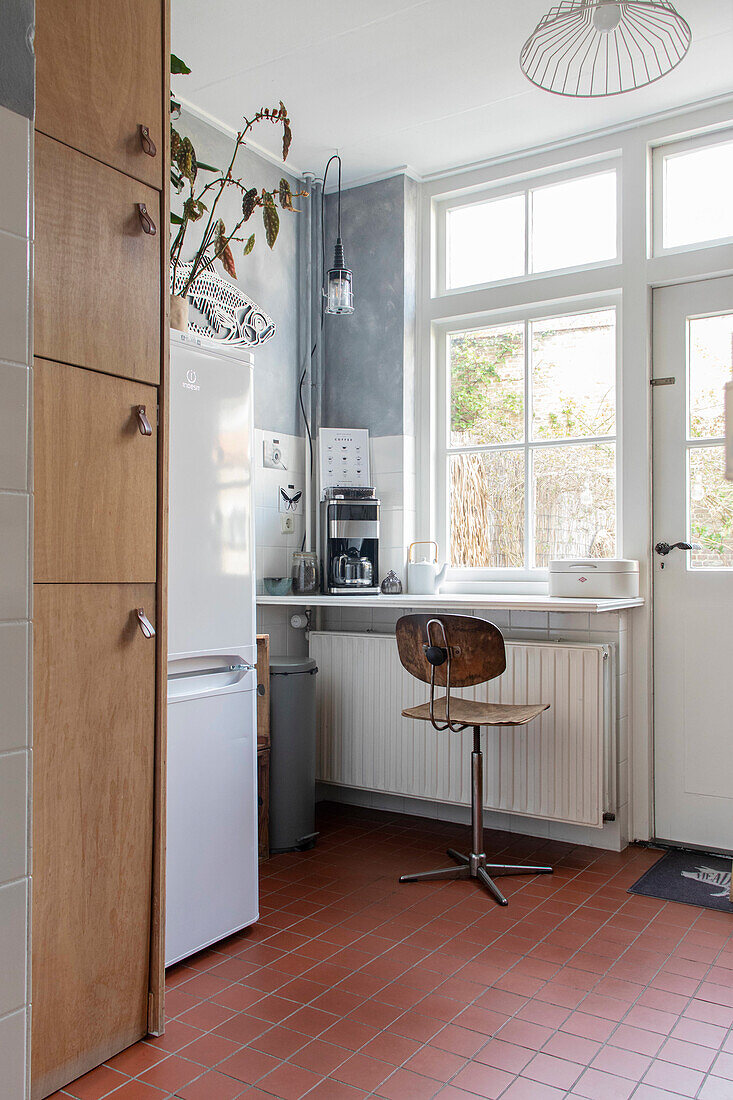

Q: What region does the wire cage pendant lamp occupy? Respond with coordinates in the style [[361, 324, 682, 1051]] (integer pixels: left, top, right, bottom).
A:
[[520, 0, 692, 98]]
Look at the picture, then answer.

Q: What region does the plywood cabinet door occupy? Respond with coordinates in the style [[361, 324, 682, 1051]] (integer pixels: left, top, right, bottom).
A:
[[34, 135, 161, 385], [35, 0, 163, 188], [34, 360, 158, 583], [32, 583, 157, 1100]]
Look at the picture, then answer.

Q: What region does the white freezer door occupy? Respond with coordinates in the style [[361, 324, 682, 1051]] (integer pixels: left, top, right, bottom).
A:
[[165, 666, 258, 966], [168, 340, 255, 659]]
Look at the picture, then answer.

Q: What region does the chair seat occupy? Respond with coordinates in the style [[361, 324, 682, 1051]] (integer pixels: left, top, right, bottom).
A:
[[402, 695, 549, 727]]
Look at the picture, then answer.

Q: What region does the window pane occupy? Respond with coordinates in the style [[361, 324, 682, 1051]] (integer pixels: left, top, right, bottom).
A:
[[450, 451, 524, 568], [449, 323, 524, 446], [531, 172, 617, 273], [446, 194, 525, 289], [663, 141, 733, 249], [689, 446, 733, 569], [531, 310, 616, 441], [688, 313, 733, 440], [533, 444, 616, 568]]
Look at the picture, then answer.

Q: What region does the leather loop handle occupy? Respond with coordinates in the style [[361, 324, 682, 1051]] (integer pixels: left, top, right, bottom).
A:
[[408, 540, 439, 564], [139, 124, 157, 158], [136, 608, 155, 639], [135, 405, 153, 436], [137, 203, 156, 235]]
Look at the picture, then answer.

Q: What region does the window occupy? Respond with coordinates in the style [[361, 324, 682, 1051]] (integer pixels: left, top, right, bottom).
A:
[[654, 132, 733, 252], [444, 307, 617, 571], [444, 168, 617, 291], [687, 313, 733, 569]]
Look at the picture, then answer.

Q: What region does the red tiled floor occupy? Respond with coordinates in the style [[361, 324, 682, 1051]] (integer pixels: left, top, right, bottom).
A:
[[53, 804, 733, 1100]]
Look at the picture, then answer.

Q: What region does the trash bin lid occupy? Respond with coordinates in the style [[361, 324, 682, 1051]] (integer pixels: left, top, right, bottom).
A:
[[270, 656, 318, 676]]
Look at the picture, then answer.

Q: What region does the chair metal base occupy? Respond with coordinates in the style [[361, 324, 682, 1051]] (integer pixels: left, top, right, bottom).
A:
[[398, 726, 553, 907], [399, 847, 552, 906]]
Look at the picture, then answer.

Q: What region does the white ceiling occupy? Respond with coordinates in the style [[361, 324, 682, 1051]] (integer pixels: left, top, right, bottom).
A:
[[172, 0, 733, 186]]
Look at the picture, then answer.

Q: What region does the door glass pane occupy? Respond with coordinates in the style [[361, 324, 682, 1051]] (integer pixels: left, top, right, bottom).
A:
[[688, 314, 733, 440], [531, 310, 616, 441], [446, 194, 525, 289], [689, 446, 733, 569], [449, 323, 524, 446], [533, 443, 616, 567], [663, 140, 733, 249], [531, 171, 617, 273], [450, 451, 524, 568]]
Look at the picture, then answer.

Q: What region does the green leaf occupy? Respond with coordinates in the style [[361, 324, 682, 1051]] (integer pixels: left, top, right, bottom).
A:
[[263, 195, 279, 249], [243, 233, 255, 256], [196, 161, 220, 173], [171, 53, 191, 75], [170, 212, 183, 224]]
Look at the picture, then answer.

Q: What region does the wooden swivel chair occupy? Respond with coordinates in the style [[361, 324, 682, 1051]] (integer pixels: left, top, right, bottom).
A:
[[396, 613, 553, 906]]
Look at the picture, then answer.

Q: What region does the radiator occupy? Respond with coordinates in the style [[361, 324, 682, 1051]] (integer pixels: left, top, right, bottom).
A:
[[311, 631, 615, 829]]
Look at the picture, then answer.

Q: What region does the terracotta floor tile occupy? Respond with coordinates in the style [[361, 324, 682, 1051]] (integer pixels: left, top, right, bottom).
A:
[[256, 1061, 323, 1099], [376, 1066, 446, 1100], [590, 1044, 652, 1080], [64, 1065, 129, 1100], [331, 1052, 394, 1091], [175, 1068, 246, 1100], [217, 1047, 280, 1084], [359, 1032, 422, 1066], [106, 1043, 167, 1077], [308, 1080, 368, 1100], [642, 1059, 705, 1096], [450, 1061, 514, 1098], [475, 1038, 533, 1074], [404, 1045, 467, 1081], [137, 1054, 202, 1092], [99, 1082, 167, 1100], [251, 1026, 308, 1059], [522, 1051, 583, 1090], [177, 1032, 240, 1068], [571, 1066, 636, 1099]]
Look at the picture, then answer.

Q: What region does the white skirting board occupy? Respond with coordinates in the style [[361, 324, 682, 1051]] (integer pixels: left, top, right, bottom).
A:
[[310, 631, 616, 830]]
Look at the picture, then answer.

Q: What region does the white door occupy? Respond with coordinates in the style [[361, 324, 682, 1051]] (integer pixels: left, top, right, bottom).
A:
[[168, 336, 255, 660], [653, 277, 733, 850]]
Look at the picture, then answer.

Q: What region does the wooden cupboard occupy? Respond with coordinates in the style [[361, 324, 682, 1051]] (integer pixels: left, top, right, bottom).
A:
[[32, 0, 170, 1095], [34, 359, 158, 583], [34, 135, 162, 384], [35, 0, 164, 189], [32, 584, 157, 1099]]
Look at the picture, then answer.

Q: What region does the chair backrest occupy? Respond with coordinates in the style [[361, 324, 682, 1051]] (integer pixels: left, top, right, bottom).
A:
[[396, 614, 506, 688]]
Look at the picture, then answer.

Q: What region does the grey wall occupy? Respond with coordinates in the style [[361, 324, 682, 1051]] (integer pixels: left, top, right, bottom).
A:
[[0, 0, 34, 119], [322, 175, 407, 436], [174, 110, 304, 436]]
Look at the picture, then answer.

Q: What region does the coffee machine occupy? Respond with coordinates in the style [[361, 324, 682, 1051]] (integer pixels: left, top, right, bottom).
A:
[[322, 487, 380, 595]]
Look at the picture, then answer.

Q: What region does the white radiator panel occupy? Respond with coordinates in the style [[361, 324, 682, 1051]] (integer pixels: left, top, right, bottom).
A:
[[311, 632, 614, 829]]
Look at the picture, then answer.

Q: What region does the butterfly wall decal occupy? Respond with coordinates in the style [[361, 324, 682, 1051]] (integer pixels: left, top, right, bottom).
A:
[[279, 485, 303, 513]]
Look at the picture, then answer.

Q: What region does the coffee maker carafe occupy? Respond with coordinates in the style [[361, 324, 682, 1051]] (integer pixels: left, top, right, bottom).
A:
[[322, 487, 380, 595]]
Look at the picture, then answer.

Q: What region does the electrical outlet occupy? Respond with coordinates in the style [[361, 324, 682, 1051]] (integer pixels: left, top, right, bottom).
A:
[[280, 514, 294, 534], [263, 438, 285, 469]]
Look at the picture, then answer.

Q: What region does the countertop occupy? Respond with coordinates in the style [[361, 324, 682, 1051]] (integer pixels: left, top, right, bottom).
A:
[[257, 593, 644, 614]]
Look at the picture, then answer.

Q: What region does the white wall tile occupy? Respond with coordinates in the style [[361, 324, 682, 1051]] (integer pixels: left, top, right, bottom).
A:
[[0, 881, 27, 1014], [0, 363, 28, 491], [0, 623, 29, 753], [0, 108, 30, 238], [0, 493, 29, 620], [0, 752, 28, 884], [0, 234, 28, 366], [371, 435, 404, 475], [0, 1009, 26, 1099]]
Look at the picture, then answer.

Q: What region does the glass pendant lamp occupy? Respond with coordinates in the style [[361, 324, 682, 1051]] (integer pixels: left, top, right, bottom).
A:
[[322, 154, 354, 315]]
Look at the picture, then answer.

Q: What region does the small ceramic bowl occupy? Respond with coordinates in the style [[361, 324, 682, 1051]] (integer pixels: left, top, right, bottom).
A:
[[264, 577, 292, 596]]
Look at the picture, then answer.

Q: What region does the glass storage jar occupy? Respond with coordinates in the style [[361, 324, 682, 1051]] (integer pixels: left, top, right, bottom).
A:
[[292, 550, 320, 595]]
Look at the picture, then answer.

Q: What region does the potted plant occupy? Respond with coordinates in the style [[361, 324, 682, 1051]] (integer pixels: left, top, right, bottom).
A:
[[169, 55, 307, 330]]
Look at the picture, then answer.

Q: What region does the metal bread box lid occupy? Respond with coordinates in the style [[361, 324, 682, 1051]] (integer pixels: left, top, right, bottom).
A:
[[549, 558, 639, 574]]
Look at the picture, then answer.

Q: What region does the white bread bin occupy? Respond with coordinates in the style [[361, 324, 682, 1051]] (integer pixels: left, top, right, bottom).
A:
[[549, 559, 639, 599]]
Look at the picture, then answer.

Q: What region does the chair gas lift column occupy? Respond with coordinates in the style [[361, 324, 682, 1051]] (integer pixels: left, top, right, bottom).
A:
[[396, 614, 554, 906]]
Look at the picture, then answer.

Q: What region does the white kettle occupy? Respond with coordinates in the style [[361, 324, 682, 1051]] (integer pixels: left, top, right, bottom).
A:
[[407, 541, 448, 595]]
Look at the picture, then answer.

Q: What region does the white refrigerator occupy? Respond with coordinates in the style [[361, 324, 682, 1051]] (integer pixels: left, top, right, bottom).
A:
[[166, 331, 258, 966]]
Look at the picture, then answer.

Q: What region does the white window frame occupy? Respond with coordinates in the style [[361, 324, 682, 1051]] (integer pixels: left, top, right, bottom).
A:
[[435, 296, 622, 582], [652, 127, 733, 258], [434, 158, 622, 298]]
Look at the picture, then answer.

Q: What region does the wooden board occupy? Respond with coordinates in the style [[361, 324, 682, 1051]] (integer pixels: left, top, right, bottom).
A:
[[257, 748, 270, 861], [35, 0, 163, 189], [256, 634, 270, 750], [34, 359, 158, 583], [34, 134, 161, 385], [32, 583, 157, 1099]]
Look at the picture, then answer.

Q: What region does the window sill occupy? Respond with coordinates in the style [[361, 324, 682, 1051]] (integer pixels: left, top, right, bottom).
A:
[[256, 592, 644, 614]]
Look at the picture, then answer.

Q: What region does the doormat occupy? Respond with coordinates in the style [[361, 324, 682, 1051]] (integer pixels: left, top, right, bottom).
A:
[[629, 848, 733, 913]]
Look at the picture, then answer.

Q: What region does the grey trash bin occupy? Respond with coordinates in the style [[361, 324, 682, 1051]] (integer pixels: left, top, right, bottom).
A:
[[269, 656, 319, 853]]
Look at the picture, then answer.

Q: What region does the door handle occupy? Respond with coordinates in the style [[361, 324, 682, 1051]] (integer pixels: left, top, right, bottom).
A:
[[136, 607, 155, 638], [139, 124, 157, 158], [137, 203, 157, 235], [654, 541, 698, 556], [135, 405, 153, 436]]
